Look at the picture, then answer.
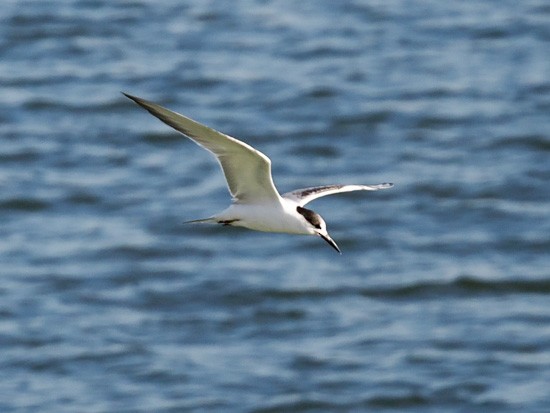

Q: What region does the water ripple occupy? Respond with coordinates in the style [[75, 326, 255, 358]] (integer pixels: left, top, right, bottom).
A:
[[1, 1, 549, 412]]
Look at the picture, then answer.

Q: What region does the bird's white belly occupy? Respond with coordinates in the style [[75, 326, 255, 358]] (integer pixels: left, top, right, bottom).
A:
[[218, 203, 310, 235]]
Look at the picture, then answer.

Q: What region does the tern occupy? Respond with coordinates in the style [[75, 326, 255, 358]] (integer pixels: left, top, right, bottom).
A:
[[123, 93, 393, 253]]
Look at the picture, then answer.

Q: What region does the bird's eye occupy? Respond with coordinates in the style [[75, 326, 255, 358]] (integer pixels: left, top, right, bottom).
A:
[[296, 206, 322, 229]]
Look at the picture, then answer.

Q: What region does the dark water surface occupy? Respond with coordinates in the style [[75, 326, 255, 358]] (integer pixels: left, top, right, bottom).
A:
[[1, 1, 549, 412]]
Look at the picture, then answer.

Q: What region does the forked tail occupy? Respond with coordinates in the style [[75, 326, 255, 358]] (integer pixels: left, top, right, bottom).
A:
[[183, 217, 218, 224]]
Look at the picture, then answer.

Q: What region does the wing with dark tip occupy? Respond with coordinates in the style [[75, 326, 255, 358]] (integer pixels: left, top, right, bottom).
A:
[[282, 183, 393, 206], [123, 93, 281, 204]]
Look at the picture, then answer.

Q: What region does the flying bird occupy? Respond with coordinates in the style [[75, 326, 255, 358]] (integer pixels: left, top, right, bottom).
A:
[[123, 93, 393, 253]]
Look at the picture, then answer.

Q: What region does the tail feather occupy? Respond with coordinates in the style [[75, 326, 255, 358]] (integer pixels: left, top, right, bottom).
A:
[[184, 217, 218, 224]]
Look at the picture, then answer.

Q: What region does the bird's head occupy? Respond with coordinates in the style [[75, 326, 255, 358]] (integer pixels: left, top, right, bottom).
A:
[[296, 206, 341, 253]]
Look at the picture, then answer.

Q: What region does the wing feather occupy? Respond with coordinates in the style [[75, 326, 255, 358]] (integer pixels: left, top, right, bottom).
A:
[[282, 183, 393, 206], [124, 93, 281, 203]]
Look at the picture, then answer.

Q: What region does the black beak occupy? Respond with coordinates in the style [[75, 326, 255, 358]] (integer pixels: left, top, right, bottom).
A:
[[320, 233, 341, 254]]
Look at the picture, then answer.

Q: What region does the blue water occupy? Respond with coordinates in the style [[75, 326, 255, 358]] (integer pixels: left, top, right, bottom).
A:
[[1, 1, 549, 412]]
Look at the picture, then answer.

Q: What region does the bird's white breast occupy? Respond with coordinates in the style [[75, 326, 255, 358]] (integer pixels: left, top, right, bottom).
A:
[[216, 201, 312, 235]]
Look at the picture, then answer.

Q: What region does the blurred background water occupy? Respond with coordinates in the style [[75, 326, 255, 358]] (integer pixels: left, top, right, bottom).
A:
[[1, 1, 549, 412]]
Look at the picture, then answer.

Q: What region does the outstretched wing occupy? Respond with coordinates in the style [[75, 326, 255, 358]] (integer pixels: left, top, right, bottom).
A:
[[123, 93, 281, 204], [282, 183, 393, 206]]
